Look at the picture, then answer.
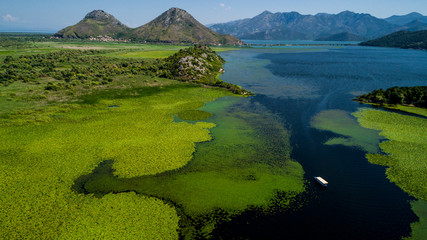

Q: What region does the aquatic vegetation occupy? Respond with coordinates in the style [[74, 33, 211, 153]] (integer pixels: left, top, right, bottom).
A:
[[60, 192, 179, 239], [354, 108, 427, 200], [404, 200, 427, 240], [387, 105, 427, 118], [354, 108, 427, 239], [0, 84, 230, 239], [77, 96, 306, 238], [176, 109, 213, 121], [310, 109, 384, 153]]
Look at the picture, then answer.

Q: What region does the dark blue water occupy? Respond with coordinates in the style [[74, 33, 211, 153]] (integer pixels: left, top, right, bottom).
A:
[[214, 46, 427, 239]]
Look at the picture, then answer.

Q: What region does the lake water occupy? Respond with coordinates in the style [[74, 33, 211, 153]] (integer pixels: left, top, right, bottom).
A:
[[243, 39, 361, 45], [213, 45, 427, 239]]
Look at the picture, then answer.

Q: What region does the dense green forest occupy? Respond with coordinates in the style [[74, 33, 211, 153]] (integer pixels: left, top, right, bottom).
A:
[[354, 86, 427, 108], [359, 30, 427, 50], [0, 44, 248, 94]]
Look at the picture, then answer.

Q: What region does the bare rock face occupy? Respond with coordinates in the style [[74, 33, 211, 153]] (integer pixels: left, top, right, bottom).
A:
[[85, 10, 111, 20]]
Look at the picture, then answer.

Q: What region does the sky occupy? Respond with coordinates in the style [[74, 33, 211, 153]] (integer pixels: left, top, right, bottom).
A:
[[1, 0, 427, 32]]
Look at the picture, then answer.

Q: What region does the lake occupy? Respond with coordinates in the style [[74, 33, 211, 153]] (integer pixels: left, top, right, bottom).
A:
[[211, 45, 427, 239]]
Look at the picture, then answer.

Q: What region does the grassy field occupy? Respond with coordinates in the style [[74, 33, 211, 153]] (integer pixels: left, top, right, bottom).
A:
[[353, 107, 427, 239], [0, 40, 238, 60]]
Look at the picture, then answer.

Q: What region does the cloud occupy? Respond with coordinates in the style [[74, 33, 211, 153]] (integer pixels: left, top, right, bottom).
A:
[[2, 14, 19, 22], [219, 3, 231, 11]]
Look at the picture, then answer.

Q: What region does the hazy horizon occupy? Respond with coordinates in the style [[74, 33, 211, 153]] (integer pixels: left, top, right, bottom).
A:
[[1, 0, 427, 33]]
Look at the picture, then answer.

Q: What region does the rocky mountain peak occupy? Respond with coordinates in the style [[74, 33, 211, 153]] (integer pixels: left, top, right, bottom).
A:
[[157, 7, 194, 26], [84, 9, 125, 27], [85, 10, 112, 21]]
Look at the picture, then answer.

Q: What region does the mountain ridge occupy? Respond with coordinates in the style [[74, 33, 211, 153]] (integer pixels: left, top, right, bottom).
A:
[[54, 8, 243, 45], [210, 10, 400, 40], [384, 12, 427, 26], [130, 8, 242, 45]]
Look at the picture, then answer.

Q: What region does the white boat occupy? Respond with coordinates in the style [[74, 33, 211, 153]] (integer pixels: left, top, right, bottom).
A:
[[314, 176, 328, 187]]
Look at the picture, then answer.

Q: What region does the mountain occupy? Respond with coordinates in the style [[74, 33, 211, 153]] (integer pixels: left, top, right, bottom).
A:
[[210, 10, 399, 40], [54, 10, 130, 39], [315, 32, 368, 41], [360, 30, 427, 50], [131, 8, 242, 45], [54, 8, 243, 45], [401, 20, 427, 32], [385, 12, 427, 26]]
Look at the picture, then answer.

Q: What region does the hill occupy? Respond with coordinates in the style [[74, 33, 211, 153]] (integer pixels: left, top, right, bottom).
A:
[[54, 10, 130, 39], [131, 8, 242, 45], [210, 10, 399, 40], [359, 30, 427, 50], [54, 8, 242, 45], [385, 12, 427, 26], [159, 45, 249, 94], [315, 32, 367, 41]]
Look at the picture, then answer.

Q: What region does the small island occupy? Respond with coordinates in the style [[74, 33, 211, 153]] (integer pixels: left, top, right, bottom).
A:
[[354, 86, 427, 108]]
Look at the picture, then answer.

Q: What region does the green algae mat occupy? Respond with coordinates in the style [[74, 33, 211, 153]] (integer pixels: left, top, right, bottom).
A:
[[0, 84, 305, 239], [353, 107, 427, 239]]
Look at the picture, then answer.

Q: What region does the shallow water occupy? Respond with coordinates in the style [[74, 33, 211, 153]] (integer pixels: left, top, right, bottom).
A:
[[212, 46, 427, 239]]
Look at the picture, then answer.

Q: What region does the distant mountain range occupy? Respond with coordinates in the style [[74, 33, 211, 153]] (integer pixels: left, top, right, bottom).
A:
[[399, 20, 427, 32], [210, 11, 427, 41], [360, 30, 427, 50], [54, 8, 242, 45], [384, 12, 427, 26]]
